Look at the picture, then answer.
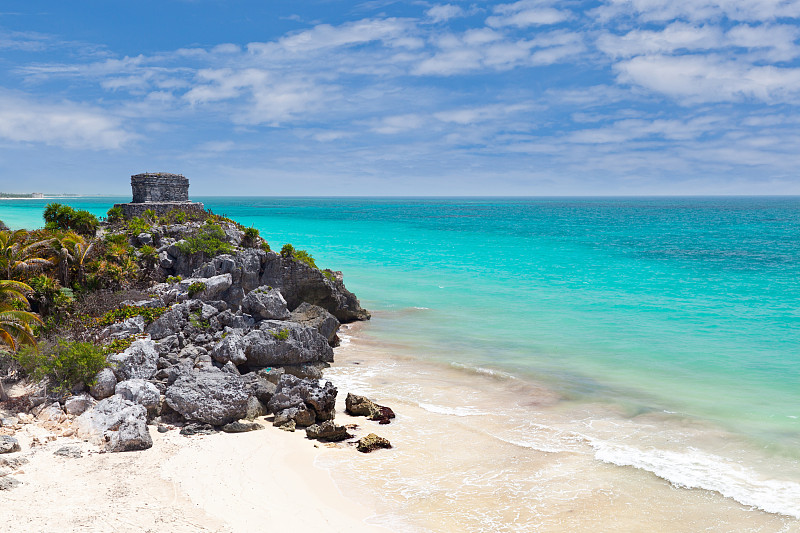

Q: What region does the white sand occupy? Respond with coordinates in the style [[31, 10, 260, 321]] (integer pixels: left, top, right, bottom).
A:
[[0, 412, 389, 533]]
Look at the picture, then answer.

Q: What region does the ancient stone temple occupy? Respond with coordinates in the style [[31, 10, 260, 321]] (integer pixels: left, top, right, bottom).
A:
[[114, 172, 205, 218]]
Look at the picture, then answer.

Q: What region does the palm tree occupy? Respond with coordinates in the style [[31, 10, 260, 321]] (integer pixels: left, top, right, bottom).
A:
[[0, 280, 41, 351], [0, 230, 54, 281], [50, 232, 85, 286], [72, 238, 94, 286]]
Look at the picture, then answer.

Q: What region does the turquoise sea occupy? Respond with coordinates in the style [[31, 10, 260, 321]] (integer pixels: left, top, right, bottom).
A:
[[3, 196, 800, 520]]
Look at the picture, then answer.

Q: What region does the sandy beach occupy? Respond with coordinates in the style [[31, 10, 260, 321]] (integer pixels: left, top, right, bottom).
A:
[[0, 388, 389, 533]]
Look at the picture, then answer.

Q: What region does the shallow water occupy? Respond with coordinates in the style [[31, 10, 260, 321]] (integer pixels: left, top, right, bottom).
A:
[[3, 195, 799, 524]]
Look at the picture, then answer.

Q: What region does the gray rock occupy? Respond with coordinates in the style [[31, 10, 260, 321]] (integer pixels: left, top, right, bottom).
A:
[[215, 310, 255, 330], [305, 421, 349, 442], [180, 422, 216, 436], [0, 477, 20, 490], [108, 339, 159, 381], [289, 302, 340, 346], [75, 395, 152, 452], [243, 321, 333, 367], [241, 287, 290, 320], [0, 436, 21, 454], [345, 393, 396, 424], [159, 250, 174, 269], [245, 396, 268, 420], [54, 446, 82, 458], [267, 374, 337, 423], [166, 370, 250, 426], [221, 421, 264, 433], [210, 332, 247, 365], [147, 306, 187, 340], [115, 379, 161, 418], [179, 274, 233, 301], [89, 368, 118, 400], [64, 394, 97, 416], [36, 402, 66, 424], [273, 405, 315, 428], [100, 315, 145, 340], [282, 363, 328, 381], [137, 232, 153, 246], [357, 433, 392, 453], [120, 298, 166, 309]]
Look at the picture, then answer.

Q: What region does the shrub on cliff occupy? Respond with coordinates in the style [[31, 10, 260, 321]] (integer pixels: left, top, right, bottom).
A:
[[176, 222, 232, 257], [43, 203, 99, 236], [13, 339, 107, 393], [280, 243, 318, 269]]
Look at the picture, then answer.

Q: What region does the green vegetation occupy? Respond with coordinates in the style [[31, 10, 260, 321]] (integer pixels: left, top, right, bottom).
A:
[[270, 328, 290, 341], [322, 270, 336, 282], [189, 310, 210, 329], [166, 275, 182, 284], [43, 203, 99, 236], [280, 243, 318, 269], [187, 281, 206, 297], [0, 280, 42, 350], [106, 206, 124, 224], [176, 222, 232, 257], [102, 336, 138, 355], [13, 340, 107, 393], [126, 216, 150, 235], [261, 241, 271, 252], [98, 305, 165, 326], [242, 226, 261, 248]]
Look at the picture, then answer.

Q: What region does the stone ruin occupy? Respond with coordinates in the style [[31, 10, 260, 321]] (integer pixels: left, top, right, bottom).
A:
[[114, 172, 205, 219]]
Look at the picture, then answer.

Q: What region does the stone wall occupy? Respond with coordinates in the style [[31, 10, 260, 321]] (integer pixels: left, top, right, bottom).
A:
[[114, 202, 206, 219], [131, 173, 189, 203]]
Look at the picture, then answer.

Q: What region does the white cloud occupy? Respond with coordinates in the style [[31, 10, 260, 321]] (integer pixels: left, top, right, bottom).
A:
[[615, 54, 800, 102], [426, 4, 465, 23], [372, 114, 425, 134], [593, 0, 800, 23], [0, 91, 134, 149], [487, 1, 570, 28], [597, 23, 722, 58], [273, 18, 418, 52]]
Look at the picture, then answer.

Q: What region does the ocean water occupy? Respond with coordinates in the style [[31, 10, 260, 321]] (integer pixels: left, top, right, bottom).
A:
[[3, 196, 800, 526]]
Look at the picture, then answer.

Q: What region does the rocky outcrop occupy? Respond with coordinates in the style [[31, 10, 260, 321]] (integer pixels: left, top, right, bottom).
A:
[[305, 421, 349, 442], [76, 395, 153, 452], [356, 433, 392, 453], [64, 394, 96, 416], [0, 436, 20, 454], [165, 370, 250, 426], [115, 379, 161, 418], [107, 339, 159, 381], [241, 287, 290, 320], [267, 374, 337, 428], [345, 393, 396, 424], [242, 321, 333, 367], [289, 302, 340, 346], [89, 368, 118, 400]]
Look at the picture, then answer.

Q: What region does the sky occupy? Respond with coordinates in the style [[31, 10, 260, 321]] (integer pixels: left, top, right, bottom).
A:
[[1, 0, 800, 196]]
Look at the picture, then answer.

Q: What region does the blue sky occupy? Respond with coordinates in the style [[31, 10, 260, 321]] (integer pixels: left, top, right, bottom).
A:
[[1, 1, 800, 195]]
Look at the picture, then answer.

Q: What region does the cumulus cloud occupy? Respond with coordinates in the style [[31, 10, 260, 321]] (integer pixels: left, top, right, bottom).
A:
[[426, 4, 466, 23], [487, 1, 570, 28], [0, 91, 134, 149], [593, 0, 800, 23], [615, 54, 800, 102]]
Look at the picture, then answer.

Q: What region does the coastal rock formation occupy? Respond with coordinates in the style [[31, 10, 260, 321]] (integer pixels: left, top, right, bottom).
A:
[[107, 339, 159, 381], [89, 368, 118, 400], [76, 395, 153, 452], [241, 286, 290, 320], [268, 374, 337, 427], [115, 379, 161, 418], [64, 394, 96, 416], [165, 370, 250, 426], [0, 436, 21, 454], [345, 393, 396, 424], [242, 321, 333, 366], [289, 303, 341, 346], [356, 433, 392, 453], [305, 421, 349, 442]]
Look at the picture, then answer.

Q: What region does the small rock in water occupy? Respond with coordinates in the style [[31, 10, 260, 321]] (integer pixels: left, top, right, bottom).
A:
[[179, 422, 216, 436], [54, 446, 82, 458], [345, 393, 396, 424], [356, 433, 392, 453], [221, 421, 264, 433], [157, 424, 169, 433]]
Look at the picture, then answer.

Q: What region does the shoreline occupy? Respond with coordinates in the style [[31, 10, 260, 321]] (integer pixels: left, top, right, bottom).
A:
[[319, 320, 800, 532]]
